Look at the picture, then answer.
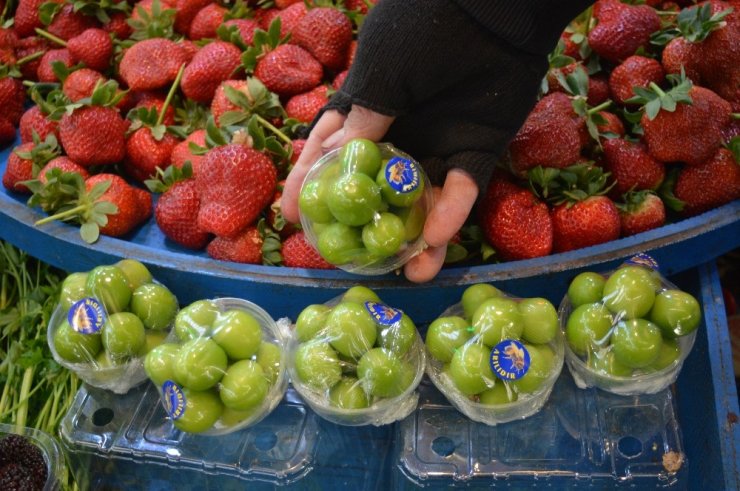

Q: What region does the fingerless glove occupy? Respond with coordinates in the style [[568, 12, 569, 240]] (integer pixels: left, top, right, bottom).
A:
[[323, 0, 593, 187]]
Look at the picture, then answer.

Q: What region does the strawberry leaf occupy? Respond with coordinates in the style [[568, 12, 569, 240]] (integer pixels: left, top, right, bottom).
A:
[[39, 2, 63, 26], [658, 167, 684, 212], [80, 222, 100, 243], [726, 136, 740, 163]]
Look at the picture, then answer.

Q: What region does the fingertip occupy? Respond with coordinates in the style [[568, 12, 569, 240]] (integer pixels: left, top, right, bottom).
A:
[[403, 246, 446, 283]]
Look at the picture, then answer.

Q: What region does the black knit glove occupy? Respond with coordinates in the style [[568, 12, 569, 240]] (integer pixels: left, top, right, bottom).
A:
[[322, 0, 593, 188]]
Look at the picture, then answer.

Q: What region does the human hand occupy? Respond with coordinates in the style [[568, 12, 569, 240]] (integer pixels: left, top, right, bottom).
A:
[[282, 105, 479, 283]]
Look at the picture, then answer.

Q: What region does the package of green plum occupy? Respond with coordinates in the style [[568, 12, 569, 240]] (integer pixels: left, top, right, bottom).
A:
[[48, 259, 179, 394], [287, 286, 426, 426], [560, 254, 701, 395], [144, 297, 288, 435], [424, 283, 564, 425], [298, 139, 433, 275]]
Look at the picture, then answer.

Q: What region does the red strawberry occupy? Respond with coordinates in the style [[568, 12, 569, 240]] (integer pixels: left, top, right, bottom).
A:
[[84, 174, 142, 237], [551, 195, 621, 252], [0, 47, 15, 65], [132, 187, 152, 224], [333, 69, 348, 89], [37, 156, 89, 184], [2, 143, 35, 193], [674, 148, 740, 216], [119, 39, 189, 91], [15, 36, 49, 81], [130, 0, 176, 23], [19, 107, 58, 144], [291, 138, 306, 164], [67, 28, 113, 72], [254, 44, 323, 97], [181, 41, 242, 103], [609, 55, 665, 106], [641, 85, 731, 166], [223, 18, 260, 46], [282, 231, 335, 268], [196, 144, 277, 238], [345, 0, 376, 14], [602, 138, 665, 196], [207, 226, 267, 263], [344, 39, 357, 70], [0, 118, 16, 148], [155, 178, 210, 248], [559, 31, 582, 59], [293, 7, 352, 70], [661, 37, 702, 83], [509, 92, 586, 176], [276, 0, 302, 8], [188, 3, 227, 40], [596, 111, 625, 139], [476, 170, 522, 223], [103, 12, 133, 39], [261, 2, 307, 37], [170, 129, 207, 174], [210, 79, 246, 126], [178, 40, 200, 62], [47, 4, 98, 41], [480, 188, 554, 261], [59, 106, 127, 167], [174, 0, 211, 35], [587, 75, 610, 106], [0, 27, 19, 49], [134, 95, 176, 125], [37, 48, 73, 82], [62, 68, 106, 102], [14, 0, 58, 37], [694, 1, 740, 109], [0, 76, 25, 125], [722, 118, 740, 143], [124, 130, 180, 182], [618, 191, 666, 236], [588, 0, 660, 63], [285, 85, 329, 123]]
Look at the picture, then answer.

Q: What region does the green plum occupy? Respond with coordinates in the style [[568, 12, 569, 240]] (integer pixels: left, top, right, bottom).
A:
[[587, 349, 632, 377], [448, 343, 495, 395], [326, 173, 383, 226], [211, 309, 262, 360], [257, 341, 282, 385], [86, 265, 132, 313], [479, 383, 516, 405], [648, 338, 680, 371], [329, 376, 370, 409], [394, 201, 425, 241], [299, 179, 333, 224], [611, 319, 663, 368], [357, 348, 403, 398], [362, 212, 405, 257], [565, 303, 613, 356], [325, 301, 377, 358], [316, 222, 364, 265], [471, 297, 524, 347], [219, 360, 269, 411], [174, 300, 219, 341], [376, 159, 424, 207], [649, 290, 701, 338], [294, 341, 342, 391], [567, 272, 606, 308], [461, 284, 502, 321], [145, 343, 180, 386], [174, 338, 228, 390], [140, 329, 169, 355], [518, 297, 558, 344], [95, 350, 119, 369], [425, 316, 472, 363], [54, 320, 102, 363], [220, 406, 259, 427], [602, 266, 657, 319], [377, 313, 416, 356], [102, 312, 146, 360], [172, 388, 223, 433], [339, 138, 382, 177], [295, 304, 331, 342], [511, 344, 554, 394], [130, 283, 178, 330], [115, 259, 152, 290], [342, 286, 381, 304], [59, 272, 89, 312]]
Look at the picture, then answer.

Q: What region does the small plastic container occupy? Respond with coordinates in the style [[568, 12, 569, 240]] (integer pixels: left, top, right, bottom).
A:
[[148, 297, 288, 435], [560, 254, 699, 395], [47, 261, 179, 394], [425, 290, 565, 426], [299, 140, 434, 275], [287, 287, 426, 426], [0, 423, 66, 491]]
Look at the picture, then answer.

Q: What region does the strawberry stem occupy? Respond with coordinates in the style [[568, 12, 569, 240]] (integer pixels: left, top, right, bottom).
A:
[[731, 113, 740, 120], [587, 100, 612, 115], [34, 28, 68, 48], [157, 64, 186, 127], [16, 51, 45, 66], [35, 204, 88, 225], [655, 10, 679, 15], [648, 82, 667, 98], [22, 80, 35, 88], [255, 114, 292, 146]]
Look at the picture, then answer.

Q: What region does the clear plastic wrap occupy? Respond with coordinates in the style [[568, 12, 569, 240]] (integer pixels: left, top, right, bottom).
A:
[[299, 139, 434, 275], [287, 286, 425, 426], [424, 283, 564, 425], [146, 297, 288, 435], [0, 423, 65, 491], [47, 260, 178, 394], [560, 254, 700, 395]]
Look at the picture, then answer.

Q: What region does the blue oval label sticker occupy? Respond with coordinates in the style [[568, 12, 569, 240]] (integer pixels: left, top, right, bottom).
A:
[[365, 301, 402, 326], [67, 298, 106, 334], [162, 381, 186, 420], [625, 253, 660, 272], [490, 340, 530, 381], [384, 157, 420, 193]]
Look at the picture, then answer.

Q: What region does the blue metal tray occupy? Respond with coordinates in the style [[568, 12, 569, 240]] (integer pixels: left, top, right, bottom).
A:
[[1, 142, 739, 324]]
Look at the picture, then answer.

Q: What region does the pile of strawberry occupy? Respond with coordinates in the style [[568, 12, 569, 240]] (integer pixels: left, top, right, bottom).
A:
[[470, 0, 740, 264], [0, 0, 738, 271], [0, 0, 375, 267]]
